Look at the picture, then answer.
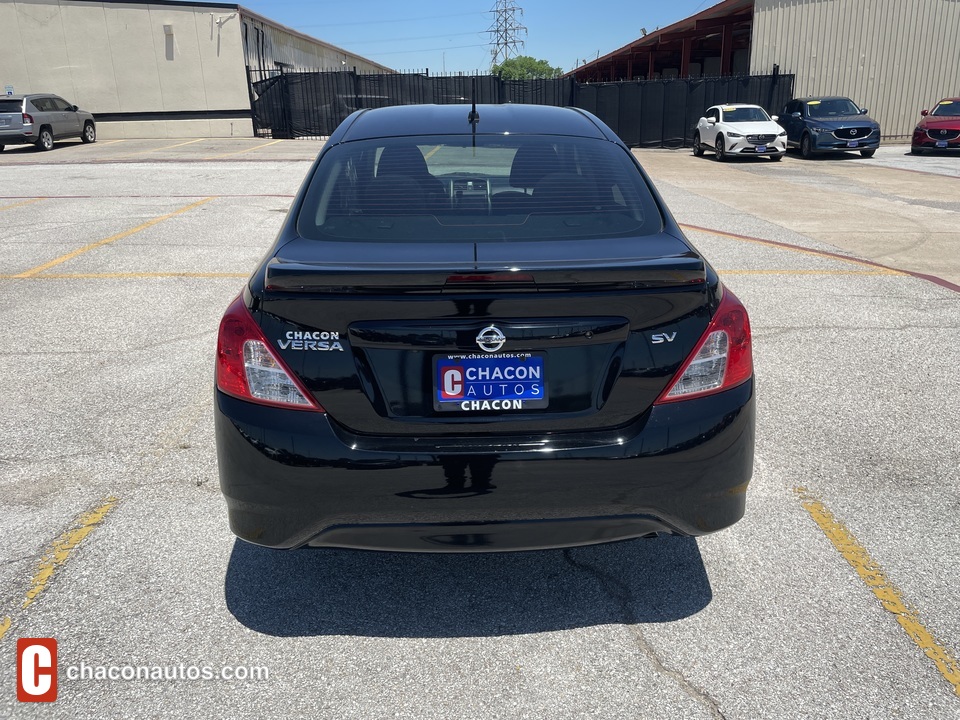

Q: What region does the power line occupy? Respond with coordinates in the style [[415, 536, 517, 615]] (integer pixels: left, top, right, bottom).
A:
[[293, 11, 490, 29], [365, 43, 490, 57], [335, 31, 485, 46]]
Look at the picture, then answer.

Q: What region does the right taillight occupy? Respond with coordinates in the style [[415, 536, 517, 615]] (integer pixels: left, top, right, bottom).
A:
[[216, 295, 324, 411], [655, 285, 752, 404]]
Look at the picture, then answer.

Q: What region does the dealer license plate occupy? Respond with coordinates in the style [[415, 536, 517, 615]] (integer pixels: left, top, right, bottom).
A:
[[847, 140, 859, 148], [755, 145, 767, 152], [435, 353, 547, 412], [937, 141, 948, 148]]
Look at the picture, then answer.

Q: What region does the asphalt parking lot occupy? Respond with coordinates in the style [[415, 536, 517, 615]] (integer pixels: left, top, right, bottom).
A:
[[1, 137, 958, 718]]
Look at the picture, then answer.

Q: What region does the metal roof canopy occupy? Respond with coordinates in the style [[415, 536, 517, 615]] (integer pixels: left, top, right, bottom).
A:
[[570, 0, 754, 82]]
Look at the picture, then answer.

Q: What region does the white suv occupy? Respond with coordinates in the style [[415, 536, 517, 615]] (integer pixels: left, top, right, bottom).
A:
[[0, 94, 97, 152], [693, 104, 786, 161]]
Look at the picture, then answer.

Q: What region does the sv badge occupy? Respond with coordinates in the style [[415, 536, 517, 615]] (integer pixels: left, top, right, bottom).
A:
[[651, 332, 677, 344]]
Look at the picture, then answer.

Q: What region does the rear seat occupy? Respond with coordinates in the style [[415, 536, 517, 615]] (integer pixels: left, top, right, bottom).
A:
[[490, 144, 561, 214]]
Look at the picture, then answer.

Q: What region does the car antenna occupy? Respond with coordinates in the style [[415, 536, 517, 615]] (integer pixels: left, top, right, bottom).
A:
[[468, 78, 479, 153]]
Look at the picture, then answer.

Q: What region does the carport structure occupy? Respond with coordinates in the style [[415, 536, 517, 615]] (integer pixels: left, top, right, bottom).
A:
[[571, 0, 754, 82]]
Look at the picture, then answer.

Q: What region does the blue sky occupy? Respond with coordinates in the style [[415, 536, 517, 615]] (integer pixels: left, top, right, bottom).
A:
[[233, 0, 721, 74]]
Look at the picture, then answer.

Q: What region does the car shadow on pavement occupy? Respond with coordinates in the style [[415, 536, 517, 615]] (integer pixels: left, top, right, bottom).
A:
[[224, 535, 712, 637]]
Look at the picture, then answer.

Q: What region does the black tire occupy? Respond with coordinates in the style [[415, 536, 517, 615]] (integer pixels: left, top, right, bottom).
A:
[[715, 136, 726, 162], [37, 127, 54, 151], [860, 148, 876, 158], [81, 121, 96, 144], [692, 132, 704, 157], [0, 145, 5, 153], [770, 152, 783, 161], [800, 134, 813, 159]]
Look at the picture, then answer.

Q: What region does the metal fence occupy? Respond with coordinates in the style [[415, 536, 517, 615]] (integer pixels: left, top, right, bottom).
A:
[[247, 69, 794, 148]]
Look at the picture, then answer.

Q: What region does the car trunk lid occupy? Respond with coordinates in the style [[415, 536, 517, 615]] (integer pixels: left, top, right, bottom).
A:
[[256, 235, 715, 436]]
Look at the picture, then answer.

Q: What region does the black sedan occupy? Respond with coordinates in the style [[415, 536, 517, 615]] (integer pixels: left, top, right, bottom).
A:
[[215, 103, 755, 552]]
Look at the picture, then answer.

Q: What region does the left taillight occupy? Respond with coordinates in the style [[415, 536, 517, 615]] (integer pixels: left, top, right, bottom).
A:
[[216, 295, 323, 411], [655, 284, 753, 404]]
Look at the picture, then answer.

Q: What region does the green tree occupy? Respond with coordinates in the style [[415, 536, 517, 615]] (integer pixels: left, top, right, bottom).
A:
[[492, 55, 563, 80]]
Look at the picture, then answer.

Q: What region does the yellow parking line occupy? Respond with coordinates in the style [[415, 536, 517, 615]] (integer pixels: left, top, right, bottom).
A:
[[206, 139, 283, 159], [0, 496, 119, 641], [423, 145, 443, 160], [796, 488, 960, 697], [0, 271, 249, 279], [120, 138, 205, 156], [12, 197, 216, 278], [21, 272, 250, 280], [23, 497, 119, 610], [0, 272, 248, 280], [0, 198, 43, 212]]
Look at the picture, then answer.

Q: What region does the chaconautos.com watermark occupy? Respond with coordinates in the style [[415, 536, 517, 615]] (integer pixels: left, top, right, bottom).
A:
[[66, 662, 269, 682], [17, 638, 268, 703]]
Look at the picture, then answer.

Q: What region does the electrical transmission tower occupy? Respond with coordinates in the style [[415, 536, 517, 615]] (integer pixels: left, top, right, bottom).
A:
[[488, 0, 527, 68]]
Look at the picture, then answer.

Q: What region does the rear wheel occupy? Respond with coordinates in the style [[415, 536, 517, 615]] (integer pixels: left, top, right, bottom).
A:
[[37, 127, 54, 151], [692, 132, 704, 157], [800, 134, 813, 159], [81, 121, 96, 144], [860, 148, 876, 158], [715, 136, 726, 162]]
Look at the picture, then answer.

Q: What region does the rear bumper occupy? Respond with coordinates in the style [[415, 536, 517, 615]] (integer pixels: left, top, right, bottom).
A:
[[215, 380, 755, 551], [0, 129, 35, 145]]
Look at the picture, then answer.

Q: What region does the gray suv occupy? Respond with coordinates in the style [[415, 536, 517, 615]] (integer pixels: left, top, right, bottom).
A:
[[0, 94, 97, 152]]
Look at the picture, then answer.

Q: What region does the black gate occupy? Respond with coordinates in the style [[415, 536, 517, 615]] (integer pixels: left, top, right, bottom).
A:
[[248, 69, 793, 148]]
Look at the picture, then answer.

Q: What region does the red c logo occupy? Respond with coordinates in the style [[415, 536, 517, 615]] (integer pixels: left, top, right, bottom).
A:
[[441, 367, 464, 398], [17, 638, 58, 702]]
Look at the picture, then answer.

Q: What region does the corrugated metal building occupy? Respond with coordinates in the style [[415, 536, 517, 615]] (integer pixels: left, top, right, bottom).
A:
[[241, 9, 391, 75], [751, 0, 960, 140], [574, 0, 960, 140], [0, 0, 390, 139]]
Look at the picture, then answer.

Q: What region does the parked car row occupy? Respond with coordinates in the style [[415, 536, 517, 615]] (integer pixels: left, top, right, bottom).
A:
[[694, 95, 960, 161], [694, 95, 880, 161], [0, 93, 96, 152]]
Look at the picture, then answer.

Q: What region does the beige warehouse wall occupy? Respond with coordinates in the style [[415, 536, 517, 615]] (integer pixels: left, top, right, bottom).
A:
[[750, 0, 960, 139], [0, 0, 252, 137]]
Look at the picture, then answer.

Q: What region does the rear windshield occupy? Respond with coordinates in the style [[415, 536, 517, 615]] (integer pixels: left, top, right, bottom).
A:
[[296, 134, 663, 243], [931, 100, 960, 116], [0, 100, 22, 113]]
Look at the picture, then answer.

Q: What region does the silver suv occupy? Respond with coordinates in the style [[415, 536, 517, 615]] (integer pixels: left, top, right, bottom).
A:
[[0, 94, 97, 152]]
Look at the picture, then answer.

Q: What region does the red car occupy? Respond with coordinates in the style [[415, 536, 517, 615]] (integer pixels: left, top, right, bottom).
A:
[[911, 98, 960, 154]]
